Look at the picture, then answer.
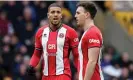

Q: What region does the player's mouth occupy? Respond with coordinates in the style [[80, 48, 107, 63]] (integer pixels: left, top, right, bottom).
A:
[[76, 19, 78, 23], [53, 17, 58, 21]]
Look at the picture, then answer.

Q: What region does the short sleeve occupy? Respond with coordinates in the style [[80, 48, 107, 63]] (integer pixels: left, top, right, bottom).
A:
[[88, 31, 102, 48], [35, 28, 43, 49], [69, 30, 79, 48]]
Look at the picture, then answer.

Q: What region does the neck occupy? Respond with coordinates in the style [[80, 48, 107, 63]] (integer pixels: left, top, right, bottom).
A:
[[83, 19, 94, 31], [49, 22, 61, 31]]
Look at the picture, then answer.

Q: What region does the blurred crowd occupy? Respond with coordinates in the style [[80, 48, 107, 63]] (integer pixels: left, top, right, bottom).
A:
[[101, 45, 133, 80], [0, 1, 132, 80]]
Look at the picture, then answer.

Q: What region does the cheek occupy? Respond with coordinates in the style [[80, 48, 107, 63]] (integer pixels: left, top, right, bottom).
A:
[[80, 17, 83, 21], [79, 15, 84, 20], [49, 14, 53, 19], [81, 16, 85, 20], [79, 16, 85, 22], [49, 17, 53, 20]]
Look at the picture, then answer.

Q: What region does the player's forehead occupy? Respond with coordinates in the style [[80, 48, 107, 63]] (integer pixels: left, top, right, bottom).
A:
[[76, 6, 85, 13], [49, 7, 62, 12]]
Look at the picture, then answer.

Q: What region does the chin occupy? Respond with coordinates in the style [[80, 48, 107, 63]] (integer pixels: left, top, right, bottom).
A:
[[77, 23, 80, 27], [52, 22, 56, 24], [52, 23, 59, 26], [77, 24, 83, 28]]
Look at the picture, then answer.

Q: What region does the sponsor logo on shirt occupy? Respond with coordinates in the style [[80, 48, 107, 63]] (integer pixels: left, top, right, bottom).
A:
[[47, 43, 57, 56], [89, 39, 100, 44], [48, 44, 56, 49]]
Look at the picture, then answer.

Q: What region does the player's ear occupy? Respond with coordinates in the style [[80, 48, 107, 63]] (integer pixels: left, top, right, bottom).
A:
[[61, 12, 63, 19], [61, 15, 62, 19], [85, 12, 90, 19]]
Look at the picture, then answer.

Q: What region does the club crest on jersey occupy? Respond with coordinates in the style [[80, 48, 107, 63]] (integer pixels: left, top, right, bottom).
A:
[[59, 33, 64, 38]]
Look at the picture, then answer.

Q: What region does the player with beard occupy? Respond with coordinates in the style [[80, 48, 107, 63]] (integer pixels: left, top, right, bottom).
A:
[[27, 3, 79, 80]]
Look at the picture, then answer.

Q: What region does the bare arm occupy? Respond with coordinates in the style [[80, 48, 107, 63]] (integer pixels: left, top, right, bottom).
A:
[[84, 47, 100, 80]]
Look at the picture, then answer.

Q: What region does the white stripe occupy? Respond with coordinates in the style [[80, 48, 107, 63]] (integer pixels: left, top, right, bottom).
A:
[[78, 41, 83, 80], [56, 27, 67, 75], [98, 48, 104, 80], [42, 27, 50, 76], [78, 31, 88, 80]]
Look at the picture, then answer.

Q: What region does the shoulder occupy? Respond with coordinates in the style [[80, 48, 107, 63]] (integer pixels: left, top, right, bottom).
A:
[[36, 24, 48, 37], [88, 26, 101, 33], [62, 24, 76, 33], [87, 26, 102, 36], [86, 26, 103, 47]]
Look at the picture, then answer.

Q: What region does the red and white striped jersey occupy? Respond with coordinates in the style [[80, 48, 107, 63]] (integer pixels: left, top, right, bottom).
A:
[[35, 24, 79, 77], [78, 26, 104, 80]]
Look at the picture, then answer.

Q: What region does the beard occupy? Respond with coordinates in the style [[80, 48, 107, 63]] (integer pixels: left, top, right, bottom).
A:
[[51, 20, 60, 26], [52, 22, 59, 26], [49, 20, 62, 29]]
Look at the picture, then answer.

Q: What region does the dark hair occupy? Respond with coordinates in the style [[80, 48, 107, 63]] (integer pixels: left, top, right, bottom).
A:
[[48, 3, 62, 10], [77, 2, 97, 19]]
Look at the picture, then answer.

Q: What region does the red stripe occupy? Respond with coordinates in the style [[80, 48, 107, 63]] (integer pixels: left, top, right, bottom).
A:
[[48, 32, 57, 75]]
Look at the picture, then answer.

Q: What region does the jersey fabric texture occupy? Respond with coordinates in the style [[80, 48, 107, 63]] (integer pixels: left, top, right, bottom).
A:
[[31, 24, 79, 80], [78, 26, 104, 80]]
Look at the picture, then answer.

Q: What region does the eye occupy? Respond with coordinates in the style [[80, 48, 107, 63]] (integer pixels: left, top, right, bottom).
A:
[[57, 11, 61, 14], [76, 11, 80, 15], [51, 11, 55, 14]]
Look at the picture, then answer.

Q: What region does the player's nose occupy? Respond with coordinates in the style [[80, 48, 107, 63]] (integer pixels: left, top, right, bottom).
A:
[[75, 15, 77, 20], [75, 14, 77, 18], [54, 12, 58, 16]]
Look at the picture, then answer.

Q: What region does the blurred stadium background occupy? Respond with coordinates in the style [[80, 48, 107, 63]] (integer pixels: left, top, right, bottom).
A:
[[0, 1, 133, 80]]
